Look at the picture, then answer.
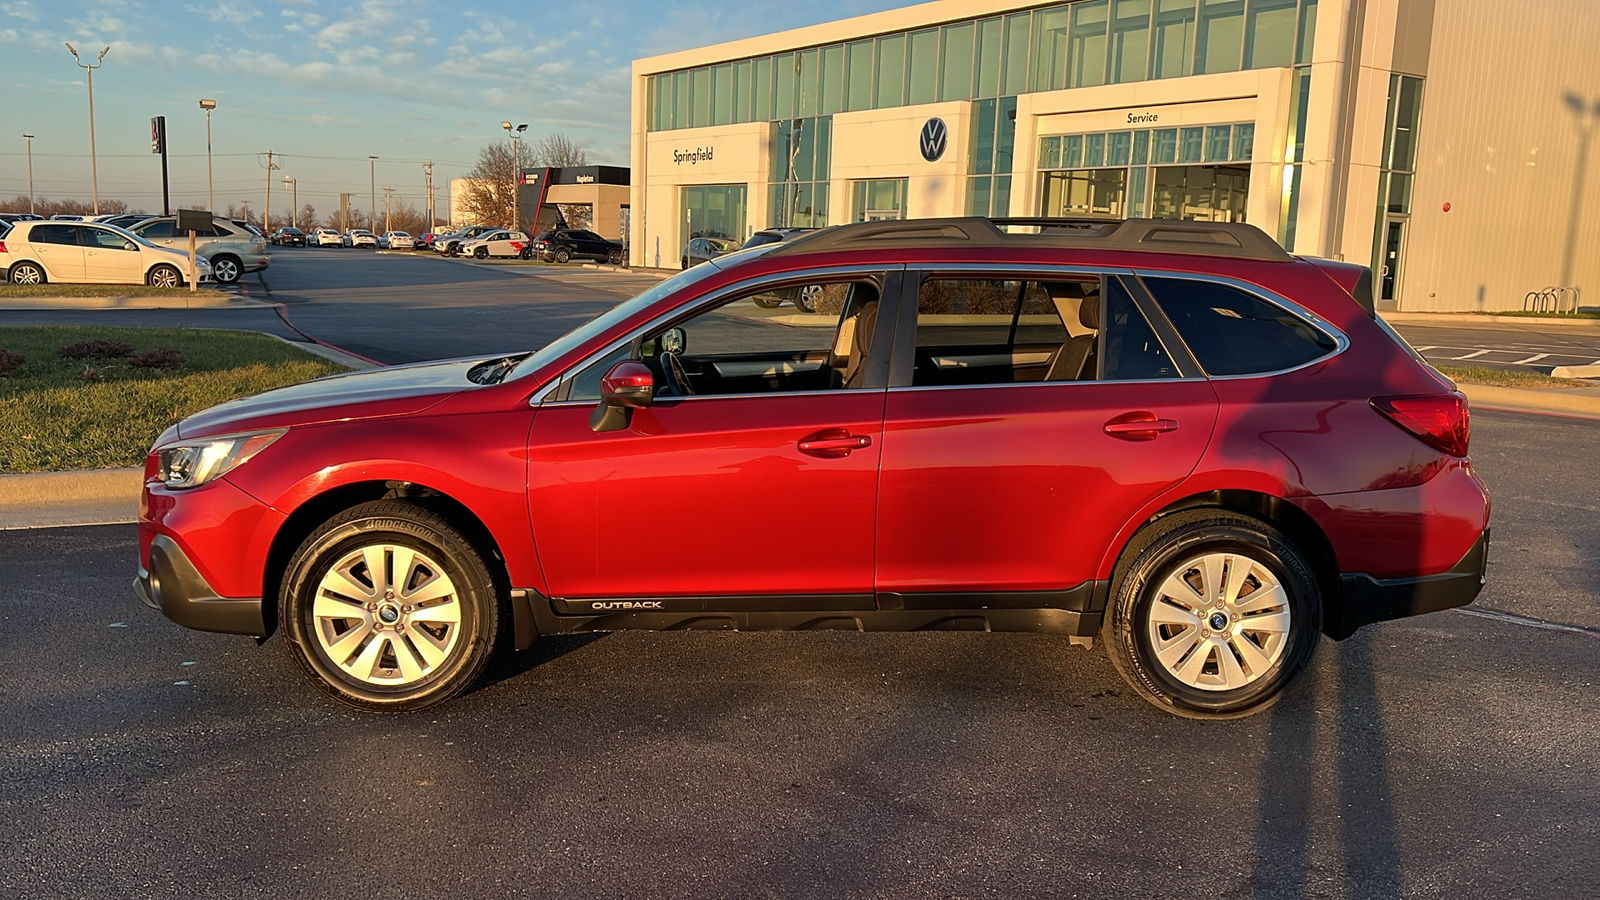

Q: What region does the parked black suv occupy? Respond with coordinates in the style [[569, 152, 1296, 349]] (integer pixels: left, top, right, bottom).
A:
[[533, 228, 624, 265]]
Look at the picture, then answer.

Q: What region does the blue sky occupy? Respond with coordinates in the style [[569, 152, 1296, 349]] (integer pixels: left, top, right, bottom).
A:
[[0, 0, 907, 218]]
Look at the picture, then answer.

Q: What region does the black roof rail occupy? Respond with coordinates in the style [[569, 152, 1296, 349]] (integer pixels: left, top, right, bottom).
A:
[[767, 216, 1293, 262]]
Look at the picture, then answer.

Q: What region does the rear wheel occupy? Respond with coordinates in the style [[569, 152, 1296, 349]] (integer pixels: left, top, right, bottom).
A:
[[519, 247, 532, 260], [146, 264, 182, 288], [794, 284, 823, 313], [1101, 510, 1321, 719], [9, 262, 46, 285], [553, 248, 571, 264], [212, 255, 242, 284], [280, 501, 499, 712]]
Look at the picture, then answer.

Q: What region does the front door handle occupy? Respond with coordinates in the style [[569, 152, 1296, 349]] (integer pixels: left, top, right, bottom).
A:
[[798, 428, 872, 458], [1104, 412, 1179, 441]]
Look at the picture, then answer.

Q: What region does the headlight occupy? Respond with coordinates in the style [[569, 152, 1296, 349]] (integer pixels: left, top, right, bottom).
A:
[[155, 430, 284, 490]]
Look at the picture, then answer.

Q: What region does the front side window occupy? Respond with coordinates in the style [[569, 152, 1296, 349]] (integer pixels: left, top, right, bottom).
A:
[[84, 227, 132, 250], [909, 273, 1179, 387], [1141, 276, 1337, 375], [567, 275, 886, 401]]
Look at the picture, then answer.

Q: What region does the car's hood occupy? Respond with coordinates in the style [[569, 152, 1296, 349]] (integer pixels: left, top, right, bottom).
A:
[[175, 356, 490, 440]]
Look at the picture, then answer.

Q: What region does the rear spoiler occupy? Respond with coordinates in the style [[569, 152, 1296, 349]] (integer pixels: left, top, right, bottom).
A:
[[1304, 258, 1378, 318]]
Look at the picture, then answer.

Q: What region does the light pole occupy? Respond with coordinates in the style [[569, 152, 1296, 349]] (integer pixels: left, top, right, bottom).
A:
[[22, 134, 35, 215], [64, 43, 109, 215], [199, 99, 216, 212], [368, 155, 378, 231], [283, 176, 297, 229], [502, 121, 527, 230], [383, 187, 394, 234]]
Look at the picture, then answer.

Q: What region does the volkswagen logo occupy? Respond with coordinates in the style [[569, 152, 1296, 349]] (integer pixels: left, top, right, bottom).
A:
[[919, 118, 948, 162]]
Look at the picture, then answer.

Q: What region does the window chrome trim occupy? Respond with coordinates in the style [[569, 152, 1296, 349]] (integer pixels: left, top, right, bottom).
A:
[[1129, 269, 1351, 380], [530, 264, 900, 408]]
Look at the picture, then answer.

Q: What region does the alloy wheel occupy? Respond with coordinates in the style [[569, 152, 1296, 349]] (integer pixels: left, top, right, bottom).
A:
[[1144, 552, 1291, 691], [311, 544, 464, 686]]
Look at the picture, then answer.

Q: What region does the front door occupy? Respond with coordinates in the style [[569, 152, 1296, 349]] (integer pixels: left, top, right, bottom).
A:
[[875, 271, 1219, 598], [1380, 217, 1407, 305], [82, 226, 145, 283], [526, 271, 898, 603]]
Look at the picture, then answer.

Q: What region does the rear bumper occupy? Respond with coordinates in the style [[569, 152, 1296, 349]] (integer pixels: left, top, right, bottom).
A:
[[136, 533, 264, 636], [1330, 528, 1488, 639]]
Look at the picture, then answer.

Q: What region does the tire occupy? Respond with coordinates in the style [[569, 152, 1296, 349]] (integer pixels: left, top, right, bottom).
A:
[[146, 264, 182, 288], [607, 249, 623, 265], [681, 257, 689, 270], [212, 255, 242, 284], [794, 284, 823, 313], [474, 246, 488, 259], [279, 501, 500, 712], [448, 244, 460, 258], [519, 247, 532, 260], [1101, 510, 1321, 719], [9, 262, 46, 285], [752, 293, 783, 309], [553, 248, 570, 264]]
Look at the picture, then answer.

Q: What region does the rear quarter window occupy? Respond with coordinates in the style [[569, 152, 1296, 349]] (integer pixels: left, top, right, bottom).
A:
[[1142, 277, 1338, 376]]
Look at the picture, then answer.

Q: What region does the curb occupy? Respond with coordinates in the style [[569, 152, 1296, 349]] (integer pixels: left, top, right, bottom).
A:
[[1459, 383, 1600, 419], [0, 468, 141, 529], [0, 293, 269, 310], [1384, 311, 1600, 330]]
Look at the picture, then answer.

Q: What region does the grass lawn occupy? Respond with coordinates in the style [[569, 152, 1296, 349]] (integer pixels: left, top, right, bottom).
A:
[[0, 326, 347, 473], [1435, 364, 1594, 390], [0, 284, 230, 300]]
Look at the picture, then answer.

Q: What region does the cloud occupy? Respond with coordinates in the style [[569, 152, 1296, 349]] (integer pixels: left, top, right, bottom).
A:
[[0, 1, 40, 23], [191, 4, 261, 25], [0, 27, 16, 42]]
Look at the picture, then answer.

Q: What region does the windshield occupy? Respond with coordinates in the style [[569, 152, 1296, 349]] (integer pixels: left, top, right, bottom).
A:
[[505, 264, 725, 382]]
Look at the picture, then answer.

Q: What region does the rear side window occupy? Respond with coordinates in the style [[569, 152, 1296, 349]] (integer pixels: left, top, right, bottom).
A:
[[31, 224, 80, 245], [1142, 277, 1337, 376]]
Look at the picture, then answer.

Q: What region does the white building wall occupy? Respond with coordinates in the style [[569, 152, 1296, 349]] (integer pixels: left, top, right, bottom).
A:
[[1399, 0, 1600, 311]]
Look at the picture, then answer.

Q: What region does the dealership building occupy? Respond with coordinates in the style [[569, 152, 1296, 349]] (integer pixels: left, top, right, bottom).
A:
[[630, 0, 1600, 311]]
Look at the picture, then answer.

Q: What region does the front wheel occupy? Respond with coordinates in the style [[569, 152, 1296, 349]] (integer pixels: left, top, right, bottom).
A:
[[279, 501, 500, 711], [794, 284, 823, 313], [1101, 510, 1321, 719], [607, 249, 623, 265], [146, 264, 182, 288], [474, 246, 488, 259], [9, 262, 46, 285], [552, 248, 570, 264]]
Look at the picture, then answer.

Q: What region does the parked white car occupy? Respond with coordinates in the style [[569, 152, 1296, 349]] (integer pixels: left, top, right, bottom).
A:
[[459, 229, 532, 259], [345, 229, 377, 249], [1, 220, 213, 286], [311, 228, 343, 247], [379, 231, 414, 250]]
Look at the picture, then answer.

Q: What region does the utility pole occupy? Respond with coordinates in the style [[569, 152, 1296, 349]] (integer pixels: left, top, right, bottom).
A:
[[368, 155, 378, 231], [260, 150, 279, 234], [384, 187, 394, 233], [283, 176, 297, 228], [339, 193, 351, 232], [22, 134, 35, 215], [424, 161, 434, 232]]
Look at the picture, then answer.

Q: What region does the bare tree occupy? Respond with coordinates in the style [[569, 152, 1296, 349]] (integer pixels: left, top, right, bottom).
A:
[[1, 196, 130, 216], [457, 141, 526, 228], [298, 204, 317, 230], [528, 133, 589, 167]]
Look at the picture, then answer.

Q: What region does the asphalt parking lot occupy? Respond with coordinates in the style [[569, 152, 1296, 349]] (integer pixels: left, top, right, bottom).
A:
[[2, 250, 1597, 897]]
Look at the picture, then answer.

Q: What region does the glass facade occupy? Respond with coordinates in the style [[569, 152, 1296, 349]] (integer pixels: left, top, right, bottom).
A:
[[771, 117, 833, 227], [648, 0, 1319, 132], [1040, 123, 1254, 221], [681, 185, 749, 242], [1372, 73, 1424, 303], [852, 179, 909, 220]]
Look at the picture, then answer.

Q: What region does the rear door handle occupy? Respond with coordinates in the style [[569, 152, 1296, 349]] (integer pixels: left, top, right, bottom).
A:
[[798, 428, 872, 458], [1104, 413, 1179, 441]]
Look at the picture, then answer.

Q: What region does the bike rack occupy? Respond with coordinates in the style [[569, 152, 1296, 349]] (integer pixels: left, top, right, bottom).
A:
[[1524, 286, 1581, 314]]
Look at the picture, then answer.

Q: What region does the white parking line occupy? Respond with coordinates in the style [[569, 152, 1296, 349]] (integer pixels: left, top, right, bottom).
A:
[[1510, 353, 1550, 365], [1456, 607, 1600, 640], [1450, 349, 1491, 360], [1412, 345, 1437, 351]]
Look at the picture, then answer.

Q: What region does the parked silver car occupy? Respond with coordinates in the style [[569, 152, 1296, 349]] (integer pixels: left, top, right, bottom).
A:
[[129, 215, 269, 284]]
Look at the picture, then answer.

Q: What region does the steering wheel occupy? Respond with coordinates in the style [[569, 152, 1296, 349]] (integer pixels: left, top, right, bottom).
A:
[[660, 352, 696, 396]]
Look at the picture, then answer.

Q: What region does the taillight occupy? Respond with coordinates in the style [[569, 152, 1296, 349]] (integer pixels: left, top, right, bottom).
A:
[[1372, 393, 1470, 457], [0, 240, 7, 253]]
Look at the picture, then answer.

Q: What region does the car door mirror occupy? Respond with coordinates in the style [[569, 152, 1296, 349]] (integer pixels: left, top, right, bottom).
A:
[[659, 327, 687, 356], [123, 240, 137, 251], [592, 360, 654, 432]]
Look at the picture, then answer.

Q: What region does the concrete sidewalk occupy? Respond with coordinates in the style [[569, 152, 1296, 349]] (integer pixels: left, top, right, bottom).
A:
[[0, 292, 270, 310]]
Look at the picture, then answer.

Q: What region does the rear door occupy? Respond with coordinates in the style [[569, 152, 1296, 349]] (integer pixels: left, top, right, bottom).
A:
[[874, 267, 1220, 601], [27, 224, 86, 281]]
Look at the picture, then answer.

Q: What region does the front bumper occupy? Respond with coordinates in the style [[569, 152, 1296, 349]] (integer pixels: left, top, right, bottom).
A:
[[136, 533, 265, 636], [1330, 528, 1489, 639]]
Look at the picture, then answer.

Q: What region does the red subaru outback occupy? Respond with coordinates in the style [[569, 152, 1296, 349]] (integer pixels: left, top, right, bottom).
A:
[[137, 218, 1489, 718]]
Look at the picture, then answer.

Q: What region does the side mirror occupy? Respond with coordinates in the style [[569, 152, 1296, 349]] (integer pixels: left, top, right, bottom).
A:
[[591, 360, 654, 432], [659, 327, 686, 356]]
